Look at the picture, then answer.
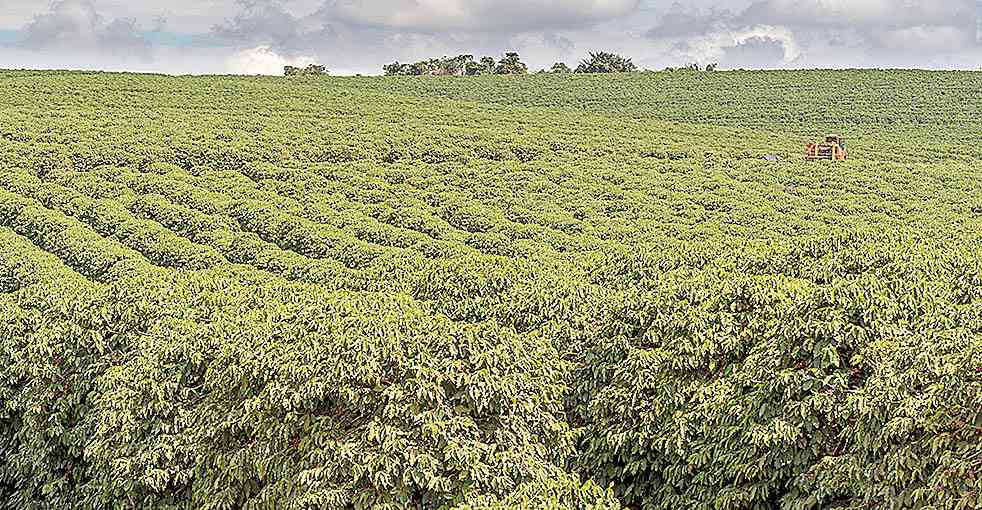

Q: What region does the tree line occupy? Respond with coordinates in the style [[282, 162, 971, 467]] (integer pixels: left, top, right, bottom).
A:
[[383, 51, 646, 76], [383, 52, 528, 76], [285, 52, 719, 77], [284, 64, 328, 76]]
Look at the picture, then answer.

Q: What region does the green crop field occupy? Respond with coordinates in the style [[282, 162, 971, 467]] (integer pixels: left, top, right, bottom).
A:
[[0, 70, 980, 509]]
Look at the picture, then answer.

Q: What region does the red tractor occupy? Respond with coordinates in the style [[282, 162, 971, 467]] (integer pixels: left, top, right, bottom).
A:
[[805, 135, 847, 161]]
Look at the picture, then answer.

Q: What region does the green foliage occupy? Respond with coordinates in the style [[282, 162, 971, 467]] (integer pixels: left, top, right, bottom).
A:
[[0, 244, 582, 508], [550, 62, 573, 74], [575, 237, 982, 509], [665, 62, 715, 72], [383, 54, 500, 76], [454, 471, 622, 509], [466, 57, 498, 76], [495, 53, 528, 75], [0, 69, 980, 509], [575, 52, 637, 74], [380, 53, 528, 76], [284, 64, 328, 77]]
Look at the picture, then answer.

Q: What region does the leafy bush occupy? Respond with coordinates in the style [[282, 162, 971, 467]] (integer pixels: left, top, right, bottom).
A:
[[574, 238, 982, 510], [575, 52, 637, 74], [2, 70, 982, 510], [1, 259, 584, 508]]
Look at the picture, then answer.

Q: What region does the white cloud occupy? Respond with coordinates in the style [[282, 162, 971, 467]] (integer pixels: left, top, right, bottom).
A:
[[681, 24, 800, 64], [225, 45, 316, 74], [325, 0, 640, 31]]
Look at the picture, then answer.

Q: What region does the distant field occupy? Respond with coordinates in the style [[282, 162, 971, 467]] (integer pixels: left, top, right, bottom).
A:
[[0, 70, 979, 509], [361, 70, 982, 160]]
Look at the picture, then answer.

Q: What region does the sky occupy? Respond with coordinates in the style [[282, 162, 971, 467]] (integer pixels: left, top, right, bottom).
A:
[[1, 0, 981, 75]]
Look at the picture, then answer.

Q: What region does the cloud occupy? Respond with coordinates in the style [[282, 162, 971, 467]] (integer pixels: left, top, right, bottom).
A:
[[720, 36, 788, 68], [207, 0, 642, 74], [19, 0, 152, 58], [874, 25, 977, 52], [324, 0, 640, 32], [211, 0, 340, 77], [225, 45, 316, 74], [647, 5, 736, 39], [213, 0, 307, 48], [646, 0, 982, 68], [22, 0, 102, 48], [677, 25, 800, 65], [5, 0, 982, 74], [739, 0, 978, 30]]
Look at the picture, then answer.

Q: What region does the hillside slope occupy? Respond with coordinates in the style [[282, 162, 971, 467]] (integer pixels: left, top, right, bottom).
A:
[[0, 71, 979, 509]]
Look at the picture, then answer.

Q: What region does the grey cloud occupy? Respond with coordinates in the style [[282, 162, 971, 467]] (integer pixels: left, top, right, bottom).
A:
[[872, 25, 978, 53], [6, 0, 982, 75], [99, 18, 152, 56], [738, 0, 979, 30], [543, 33, 575, 54], [210, 0, 638, 73], [647, 3, 735, 39], [647, 0, 982, 68], [22, 0, 103, 48], [323, 0, 640, 32], [738, 0, 982, 51], [212, 0, 307, 48], [21, 0, 152, 58]]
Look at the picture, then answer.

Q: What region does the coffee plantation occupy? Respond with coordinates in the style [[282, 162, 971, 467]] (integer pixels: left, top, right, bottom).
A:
[[0, 70, 979, 509]]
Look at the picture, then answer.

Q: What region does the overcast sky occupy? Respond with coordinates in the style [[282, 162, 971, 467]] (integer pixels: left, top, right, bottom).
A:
[[1, 0, 981, 75]]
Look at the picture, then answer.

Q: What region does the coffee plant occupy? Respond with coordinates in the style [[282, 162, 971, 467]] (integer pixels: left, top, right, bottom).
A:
[[0, 69, 979, 509]]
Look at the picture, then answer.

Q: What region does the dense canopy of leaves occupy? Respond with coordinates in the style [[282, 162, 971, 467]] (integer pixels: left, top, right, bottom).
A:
[[575, 52, 637, 74], [550, 62, 573, 74], [0, 69, 980, 509], [284, 64, 328, 76], [494, 53, 528, 75], [383, 54, 526, 76]]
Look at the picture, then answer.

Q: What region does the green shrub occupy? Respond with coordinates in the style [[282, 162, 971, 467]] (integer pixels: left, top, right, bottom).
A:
[[574, 241, 982, 510], [1, 260, 583, 509]]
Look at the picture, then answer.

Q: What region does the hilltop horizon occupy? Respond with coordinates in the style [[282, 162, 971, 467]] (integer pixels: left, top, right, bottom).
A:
[[3, 65, 982, 78]]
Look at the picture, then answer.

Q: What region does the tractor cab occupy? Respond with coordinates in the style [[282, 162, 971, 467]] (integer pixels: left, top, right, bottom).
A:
[[806, 135, 847, 161]]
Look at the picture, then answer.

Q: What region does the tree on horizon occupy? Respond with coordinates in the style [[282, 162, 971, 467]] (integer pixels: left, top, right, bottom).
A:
[[495, 52, 528, 75], [550, 62, 572, 74], [284, 64, 328, 76], [575, 52, 637, 73]]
